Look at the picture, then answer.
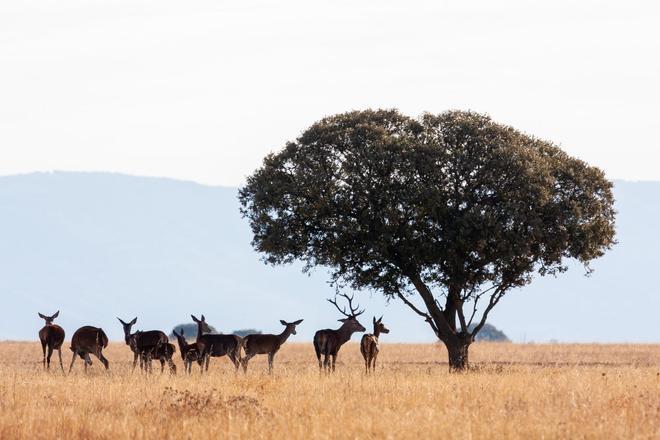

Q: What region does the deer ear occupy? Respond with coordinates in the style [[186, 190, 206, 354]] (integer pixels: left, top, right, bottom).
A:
[[38, 312, 47, 320], [201, 315, 206, 322], [51, 311, 59, 319], [280, 320, 287, 326], [378, 315, 383, 323], [130, 317, 137, 325], [191, 315, 199, 323], [373, 316, 377, 325], [338, 318, 347, 323], [117, 317, 126, 325], [293, 319, 303, 325]]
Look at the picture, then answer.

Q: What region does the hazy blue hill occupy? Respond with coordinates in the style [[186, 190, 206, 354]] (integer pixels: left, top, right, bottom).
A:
[[1, 172, 658, 343]]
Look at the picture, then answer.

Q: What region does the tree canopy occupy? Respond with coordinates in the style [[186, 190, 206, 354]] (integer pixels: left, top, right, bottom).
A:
[[239, 109, 616, 369]]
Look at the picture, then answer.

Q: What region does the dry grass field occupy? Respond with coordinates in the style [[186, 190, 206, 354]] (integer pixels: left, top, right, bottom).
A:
[[0, 341, 658, 439]]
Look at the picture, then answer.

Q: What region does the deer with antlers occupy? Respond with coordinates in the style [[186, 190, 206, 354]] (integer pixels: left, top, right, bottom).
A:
[[117, 317, 169, 372], [68, 326, 109, 373], [37, 311, 65, 372], [191, 314, 242, 373], [172, 329, 202, 374], [313, 293, 366, 372], [241, 319, 303, 374], [360, 316, 390, 374]]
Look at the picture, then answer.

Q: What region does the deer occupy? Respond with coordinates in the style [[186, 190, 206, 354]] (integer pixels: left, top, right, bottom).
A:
[[68, 326, 109, 373], [117, 317, 168, 372], [172, 328, 203, 374], [191, 314, 242, 373], [360, 316, 390, 374], [37, 310, 66, 372], [129, 331, 177, 374], [241, 319, 303, 374], [313, 293, 366, 373]]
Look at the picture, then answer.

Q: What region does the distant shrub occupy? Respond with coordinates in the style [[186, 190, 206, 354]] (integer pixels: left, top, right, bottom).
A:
[[468, 323, 510, 342], [232, 329, 262, 337], [170, 322, 218, 339]]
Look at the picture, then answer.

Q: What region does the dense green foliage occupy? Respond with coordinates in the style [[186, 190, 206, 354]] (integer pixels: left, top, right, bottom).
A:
[[240, 109, 616, 368]]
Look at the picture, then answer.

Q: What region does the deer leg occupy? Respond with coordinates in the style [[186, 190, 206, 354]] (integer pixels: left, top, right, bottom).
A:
[[241, 353, 254, 373], [228, 352, 239, 372], [58, 348, 64, 373], [160, 357, 165, 374], [132, 352, 139, 371], [41, 341, 47, 370], [99, 352, 109, 370], [205, 354, 210, 372], [46, 346, 54, 370], [68, 351, 77, 373], [331, 354, 337, 372], [84, 353, 92, 373], [267, 352, 275, 374]]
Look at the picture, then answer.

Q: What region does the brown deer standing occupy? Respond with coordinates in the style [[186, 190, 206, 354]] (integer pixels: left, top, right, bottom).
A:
[[191, 314, 242, 373], [313, 294, 366, 372], [360, 316, 390, 374], [37, 311, 65, 372], [69, 326, 109, 373], [241, 319, 303, 374], [172, 329, 202, 374], [117, 317, 168, 372]]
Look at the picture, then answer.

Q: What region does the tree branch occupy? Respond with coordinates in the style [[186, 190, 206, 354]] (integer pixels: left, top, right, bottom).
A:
[[470, 284, 509, 338], [396, 291, 441, 339], [467, 284, 498, 327], [409, 275, 456, 341], [456, 300, 468, 334]]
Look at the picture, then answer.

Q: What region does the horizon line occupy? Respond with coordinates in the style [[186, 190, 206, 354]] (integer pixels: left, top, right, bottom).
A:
[[2, 169, 659, 189]]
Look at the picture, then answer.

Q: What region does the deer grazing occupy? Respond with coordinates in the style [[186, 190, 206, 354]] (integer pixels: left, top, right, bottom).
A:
[[241, 319, 303, 374], [37, 311, 66, 372], [191, 314, 242, 373], [360, 316, 390, 374], [313, 293, 366, 372], [117, 317, 169, 372], [172, 329, 202, 374], [69, 326, 109, 373]]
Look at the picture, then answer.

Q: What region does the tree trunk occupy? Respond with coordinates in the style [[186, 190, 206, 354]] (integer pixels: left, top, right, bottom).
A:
[[445, 337, 470, 371]]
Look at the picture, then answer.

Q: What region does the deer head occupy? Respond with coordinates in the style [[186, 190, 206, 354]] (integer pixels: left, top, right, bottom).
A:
[[173, 328, 187, 344], [191, 314, 211, 334], [279, 319, 304, 335], [38, 311, 59, 325], [328, 293, 366, 333], [117, 317, 138, 343], [373, 316, 390, 335]]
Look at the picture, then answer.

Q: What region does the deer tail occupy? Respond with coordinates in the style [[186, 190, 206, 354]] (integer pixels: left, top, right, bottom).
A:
[[97, 328, 109, 348]]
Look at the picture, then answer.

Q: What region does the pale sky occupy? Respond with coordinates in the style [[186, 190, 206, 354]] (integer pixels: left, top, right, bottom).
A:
[[1, 0, 658, 186]]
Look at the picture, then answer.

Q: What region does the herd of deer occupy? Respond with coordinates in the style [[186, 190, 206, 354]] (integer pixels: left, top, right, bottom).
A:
[[36, 294, 390, 375]]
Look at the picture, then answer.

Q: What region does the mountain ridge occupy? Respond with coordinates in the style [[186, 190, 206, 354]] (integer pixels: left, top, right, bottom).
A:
[[1, 171, 658, 343]]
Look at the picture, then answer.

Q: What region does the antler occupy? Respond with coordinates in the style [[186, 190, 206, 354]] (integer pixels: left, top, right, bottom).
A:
[[327, 293, 364, 318]]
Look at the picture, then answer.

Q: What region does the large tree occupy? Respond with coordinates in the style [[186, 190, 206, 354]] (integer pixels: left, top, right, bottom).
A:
[[239, 109, 616, 370]]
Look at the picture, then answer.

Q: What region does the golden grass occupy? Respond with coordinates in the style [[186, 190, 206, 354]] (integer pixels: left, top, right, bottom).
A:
[[0, 341, 658, 439]]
